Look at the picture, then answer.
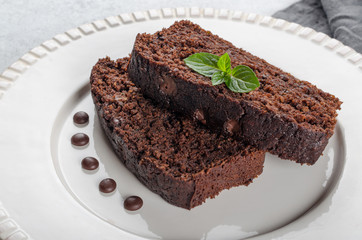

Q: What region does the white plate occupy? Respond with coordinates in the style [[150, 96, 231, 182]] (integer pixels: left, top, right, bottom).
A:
[[0, 8, 361, 240]]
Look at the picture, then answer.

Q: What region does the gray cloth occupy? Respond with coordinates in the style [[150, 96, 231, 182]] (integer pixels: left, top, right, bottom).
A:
[[273, 0, 362, 53]]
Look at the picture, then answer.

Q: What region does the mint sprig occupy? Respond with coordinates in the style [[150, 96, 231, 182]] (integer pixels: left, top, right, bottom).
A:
[[184, 52, 259, 93]]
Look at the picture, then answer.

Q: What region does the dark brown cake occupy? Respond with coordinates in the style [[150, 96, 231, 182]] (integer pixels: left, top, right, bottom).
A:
[[90, 57, 265, 209], [128, 20, 342, 165]]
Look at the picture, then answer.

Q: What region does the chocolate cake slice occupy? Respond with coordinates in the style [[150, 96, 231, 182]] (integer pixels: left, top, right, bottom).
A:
[[128, 20, 342, 165], [90, 57, 265, 209]]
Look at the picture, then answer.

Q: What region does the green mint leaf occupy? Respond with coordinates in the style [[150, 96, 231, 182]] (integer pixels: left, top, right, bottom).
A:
[[227, 65, 259, 93], [211, 71, 227, 85], [184, 52, 260, 93], [217, 53, 231, 74], [184, 52, 220, 77]]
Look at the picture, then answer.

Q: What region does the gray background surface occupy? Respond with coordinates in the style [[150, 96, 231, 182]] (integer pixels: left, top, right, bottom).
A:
[[0, 0, 298, 73]]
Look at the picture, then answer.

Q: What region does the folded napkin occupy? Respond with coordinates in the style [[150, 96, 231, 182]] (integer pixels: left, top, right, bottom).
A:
[[273, 0, 362, 54]]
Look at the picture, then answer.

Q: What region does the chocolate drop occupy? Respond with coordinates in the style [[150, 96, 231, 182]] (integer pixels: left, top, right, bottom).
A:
[[99, 178, 117, 193], [71, 133, 89, 146], [81, 157, 99, 171], [124, 196, 143, 211], [73, 111, 89, 124]]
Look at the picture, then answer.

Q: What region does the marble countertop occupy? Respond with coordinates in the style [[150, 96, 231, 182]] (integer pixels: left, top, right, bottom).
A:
[[0, 0, 298, 73]]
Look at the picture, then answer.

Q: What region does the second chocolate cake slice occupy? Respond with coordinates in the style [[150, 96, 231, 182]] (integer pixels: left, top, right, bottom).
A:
[[128, 20, 342, 165], [90, 57, 265, 209]]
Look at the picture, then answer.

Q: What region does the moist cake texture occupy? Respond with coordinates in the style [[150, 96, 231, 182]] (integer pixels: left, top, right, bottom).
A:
[[128, 20, 342, 165], [90, 57, 265, 209]]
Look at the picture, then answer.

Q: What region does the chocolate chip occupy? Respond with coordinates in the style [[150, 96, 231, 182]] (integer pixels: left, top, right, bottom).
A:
[[111, 118, 120, 127], [280, 74, 288, 81], [73, 111, 89, 125], [71, 133, 89, 146], [157, 33, 165, 41], [81, 157, 99, 171], [224, 120, 240, 135], [160, 73, 177, 96], [99, 178, 117, 193], [124, 196, 143, 211], [194, 109, 206, 125]]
